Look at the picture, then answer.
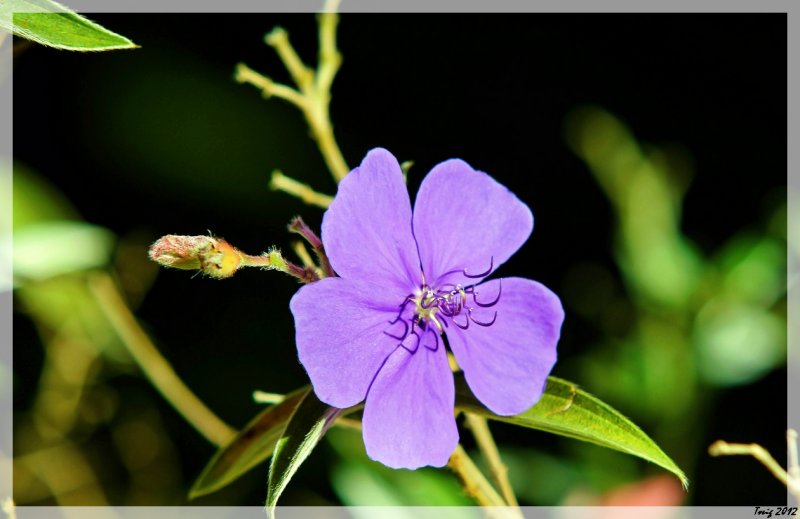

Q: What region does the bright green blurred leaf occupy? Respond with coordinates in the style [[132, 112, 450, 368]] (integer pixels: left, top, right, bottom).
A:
[[694, 300, 785, 386], [2, 0, 137, 51], [14, 221, 115, 281], [189, 388, 309, 499], [455, 375, 688, 489], [565, 105, 702, 308], [266, 390, 342, 516], [716, 234, 785, 307], [13, 162, 80, 229]]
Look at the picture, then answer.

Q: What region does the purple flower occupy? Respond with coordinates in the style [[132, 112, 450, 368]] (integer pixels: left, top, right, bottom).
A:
[[290, 148, 564, 469]]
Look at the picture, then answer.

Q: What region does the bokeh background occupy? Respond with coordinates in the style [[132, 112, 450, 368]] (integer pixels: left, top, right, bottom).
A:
[[11, 13, 788, 506]]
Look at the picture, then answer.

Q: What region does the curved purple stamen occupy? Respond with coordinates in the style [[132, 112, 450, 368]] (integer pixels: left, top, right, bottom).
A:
[[469, 310, 497, 327], [463, 257, 494, 279], [400, 329, 421, 353], [389, 298, 413, 324], [383, 318, 408, 341], [453, 314, 470, 330], [422, 330, 439, 351], [473, 279, 502, 308]]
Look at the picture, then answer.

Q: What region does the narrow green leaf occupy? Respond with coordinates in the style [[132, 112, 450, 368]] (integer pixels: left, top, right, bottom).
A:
[[266, 390, 342, 517], [1, 0, 137, 51], [188, 388, 308, 499], [455, 374, 688, 489]]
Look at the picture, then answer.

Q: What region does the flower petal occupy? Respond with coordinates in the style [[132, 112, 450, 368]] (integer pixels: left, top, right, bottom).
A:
[[362, 344, 458, 469], [413, 159, 533, 287], [446, 277, 563, 416], [290, 277, 405, 409], [322, 148, 421, 293]]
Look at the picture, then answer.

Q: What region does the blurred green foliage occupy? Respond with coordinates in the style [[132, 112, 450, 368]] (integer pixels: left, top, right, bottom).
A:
[[10, 14, 787, 508], [562, 106, 786, 494]]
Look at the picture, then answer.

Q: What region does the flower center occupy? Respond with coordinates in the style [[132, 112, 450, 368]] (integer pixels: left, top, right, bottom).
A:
[[383, 277, 502, 353]]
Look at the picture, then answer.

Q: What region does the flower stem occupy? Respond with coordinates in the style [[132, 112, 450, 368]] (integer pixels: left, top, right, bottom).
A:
[[269, 170, 334, 208], [253, 391, 286, 404], [88, 272, 237, 447], [448, 445, 522, 518], [709, 434, 800, 499], [237, 0, 350, 186], [291, 241, 317, 270], [464, 413, 519, 507], [234, 63, 307, 109]]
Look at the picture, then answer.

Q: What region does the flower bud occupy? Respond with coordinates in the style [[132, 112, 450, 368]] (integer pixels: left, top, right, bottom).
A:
[[149, 234, 242, 279]]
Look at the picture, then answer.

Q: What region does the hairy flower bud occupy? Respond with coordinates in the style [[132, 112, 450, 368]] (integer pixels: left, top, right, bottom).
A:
[[149, 234, 242, 279]]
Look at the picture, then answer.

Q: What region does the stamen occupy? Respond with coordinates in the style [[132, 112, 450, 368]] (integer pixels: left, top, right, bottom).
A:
[[389, 298, 413, 324], [422, 330, 439, 351], [400, 329, 421, 353], [472, 279, 502, 308], [383, 319, 408, 341], [469, 310, 497, 327], [453, 314, 470, 330], [463, 256, 494, 279]]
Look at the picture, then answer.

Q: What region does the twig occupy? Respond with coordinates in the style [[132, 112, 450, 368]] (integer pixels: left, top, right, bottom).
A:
[[448, 445, 522, 519], [465, 413, 519, 507], [234, 63, 307, 109], [709, 435, 800, 499], [236, 0, 350, 185], [252, 391, 286, 404], [334, 416, 363, 431], [270, 170, 334, 209], [88, 271, 237, 447], [292, 241, 317, 270]]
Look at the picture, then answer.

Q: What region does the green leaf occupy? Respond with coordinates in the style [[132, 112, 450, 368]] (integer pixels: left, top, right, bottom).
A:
[[1, 0, 137, 51], [455, 374, 688, 489], [13, 221, 115, 282], [266, 390, 342, 517], [189, 388, 309, 499]]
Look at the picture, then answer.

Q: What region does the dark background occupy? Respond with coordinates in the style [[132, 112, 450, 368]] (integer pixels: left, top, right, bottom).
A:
[[13, 13, 787, 506]]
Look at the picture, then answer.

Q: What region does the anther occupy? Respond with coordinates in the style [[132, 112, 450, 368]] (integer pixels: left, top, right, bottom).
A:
[[463, 256, 494, 279], [472, 279, 502, 308]]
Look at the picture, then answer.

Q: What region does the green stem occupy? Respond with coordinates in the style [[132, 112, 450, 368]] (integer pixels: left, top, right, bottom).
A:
[[448, 445, 523, 518], [88, 272, 236, 447], [464, 413, 519, 507]]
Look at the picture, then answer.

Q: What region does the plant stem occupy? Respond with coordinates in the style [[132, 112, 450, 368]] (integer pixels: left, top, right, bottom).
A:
[[236, 0, 350, 186], [709, 437, 800, 497], [465, 413, 519, 507], [269, 170, 334, 208], [88, 271, 237, 447], [291, 241, 317, 269], [448, 445, 522, 518]]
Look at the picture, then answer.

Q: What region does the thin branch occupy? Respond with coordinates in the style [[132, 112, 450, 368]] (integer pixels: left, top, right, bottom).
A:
[[292, 241, 317, 269], [88, 272, 237, 447], [334, 416, 363, 431], [252, 391, 286, 405], [234, 63, 307, 109], [448, 445, 522, 518], [270, 170, 334, 208], [465, 413, 519, 507], [264, 27, 314, 91], [708, 438, 800, 497], [316, 0, 343, 95], [237, 3, 350, 184]]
